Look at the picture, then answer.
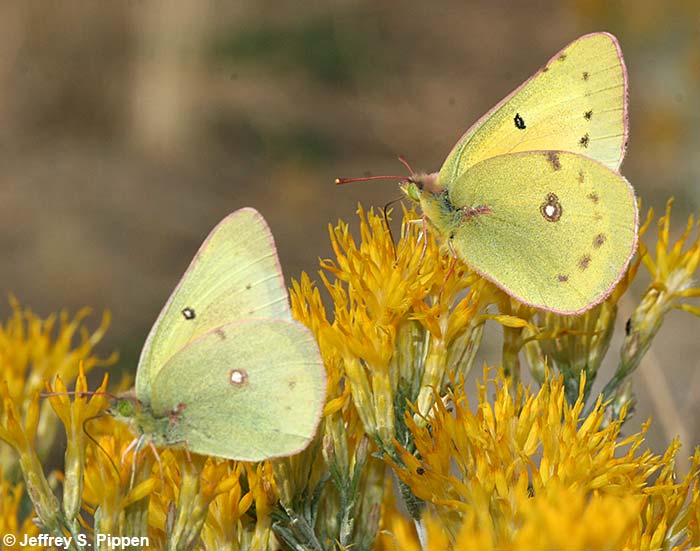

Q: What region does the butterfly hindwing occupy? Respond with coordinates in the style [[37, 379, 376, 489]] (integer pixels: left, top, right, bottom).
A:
[[446, 151, 637, 314], [150, 319, 326, 461]]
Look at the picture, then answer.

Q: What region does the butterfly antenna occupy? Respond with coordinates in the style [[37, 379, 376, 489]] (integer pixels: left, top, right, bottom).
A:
[[83, 413, 120, 480], [336, 155, 416, 185], [397, 155, 415, 174], [41, 390, 119, 400], [335, 175, 405, 185]]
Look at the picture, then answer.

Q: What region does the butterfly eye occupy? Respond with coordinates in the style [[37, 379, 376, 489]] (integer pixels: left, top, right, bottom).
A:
[[402, 181, 422, 202], [115, 399, 135, 417]]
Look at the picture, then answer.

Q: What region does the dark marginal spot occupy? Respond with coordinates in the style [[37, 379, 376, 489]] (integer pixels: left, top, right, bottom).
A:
[[593, 233, 606, 248], [557, 274, 569, 283], [215, 328, 226, 340], [542, 66, 549, 72], [625, 318, 632, 335], [229, 369, 248, 387], [587, 192, 600, 204], [577, 170, 585, 183], [578, 254, 592, 271], [245, 283, 252, 290], [417, 467, 425, 475], [584, 110, 593, 120], [582, 71, 590, 81], [181, 307, 196, 320], [579, 133, 590, 148], [558, 53, 567, 61], [514, 113, 526, 130], [539, 193, 563, 222], [545, 151, 561, 170]]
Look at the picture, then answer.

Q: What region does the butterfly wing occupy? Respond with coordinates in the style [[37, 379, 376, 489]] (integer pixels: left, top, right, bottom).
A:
[[136, 208, 292, 400], [444, 151, 637, 314], [150, 318, 326, 461], [439, 32, 628, 185]]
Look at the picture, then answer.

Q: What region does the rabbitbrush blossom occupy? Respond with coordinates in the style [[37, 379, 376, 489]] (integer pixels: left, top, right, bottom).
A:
[[1, 203, 699, 550]]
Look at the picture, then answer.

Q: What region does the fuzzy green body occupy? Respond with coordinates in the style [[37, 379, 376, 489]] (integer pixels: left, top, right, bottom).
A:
[[114, 398, 175, 447]]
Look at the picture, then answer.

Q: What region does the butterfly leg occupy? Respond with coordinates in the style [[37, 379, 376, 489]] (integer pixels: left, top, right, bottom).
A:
[[122, 436, 140, 466], [438, 239, 459, 302], [394, 216, 428, 267], [183, 441, 193, 465], [419, 215, 430, 265], [404, 216, 430, 267], [148, 440, 165, 488], [126, 434, 148, 490]]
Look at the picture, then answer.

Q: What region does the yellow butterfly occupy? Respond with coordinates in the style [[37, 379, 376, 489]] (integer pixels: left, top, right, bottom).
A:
[[370, 32, 637, 314]]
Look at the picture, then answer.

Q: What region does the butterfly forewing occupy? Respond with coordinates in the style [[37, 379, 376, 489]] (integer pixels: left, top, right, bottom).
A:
[[150, 319, 326, 461], [136, 208, 292, 399], [439, 32, 627, 185]]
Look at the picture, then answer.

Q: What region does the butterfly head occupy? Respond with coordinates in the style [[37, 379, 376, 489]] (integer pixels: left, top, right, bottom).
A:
[[111, 394, 140, 420], [400, 172, 442, 203]]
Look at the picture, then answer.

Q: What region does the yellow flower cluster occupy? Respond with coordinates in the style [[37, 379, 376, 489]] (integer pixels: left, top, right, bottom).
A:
[[382, 369, 700, 549], [0, 202, 699, 550]]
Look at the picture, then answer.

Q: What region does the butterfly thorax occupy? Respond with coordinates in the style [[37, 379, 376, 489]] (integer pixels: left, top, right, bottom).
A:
[[112, 395, 177, 447], [402, 172, 474, 241]]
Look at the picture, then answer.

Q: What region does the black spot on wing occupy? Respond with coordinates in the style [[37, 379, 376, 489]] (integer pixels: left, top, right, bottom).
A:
[[579, 133, 590, 148], [514, 113, 526, 130], [182, 307, 196, 320], [584, 110, 593, 120]]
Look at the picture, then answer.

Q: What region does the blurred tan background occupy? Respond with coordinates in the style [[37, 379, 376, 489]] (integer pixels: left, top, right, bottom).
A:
[[1, 2, 699, 457]]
